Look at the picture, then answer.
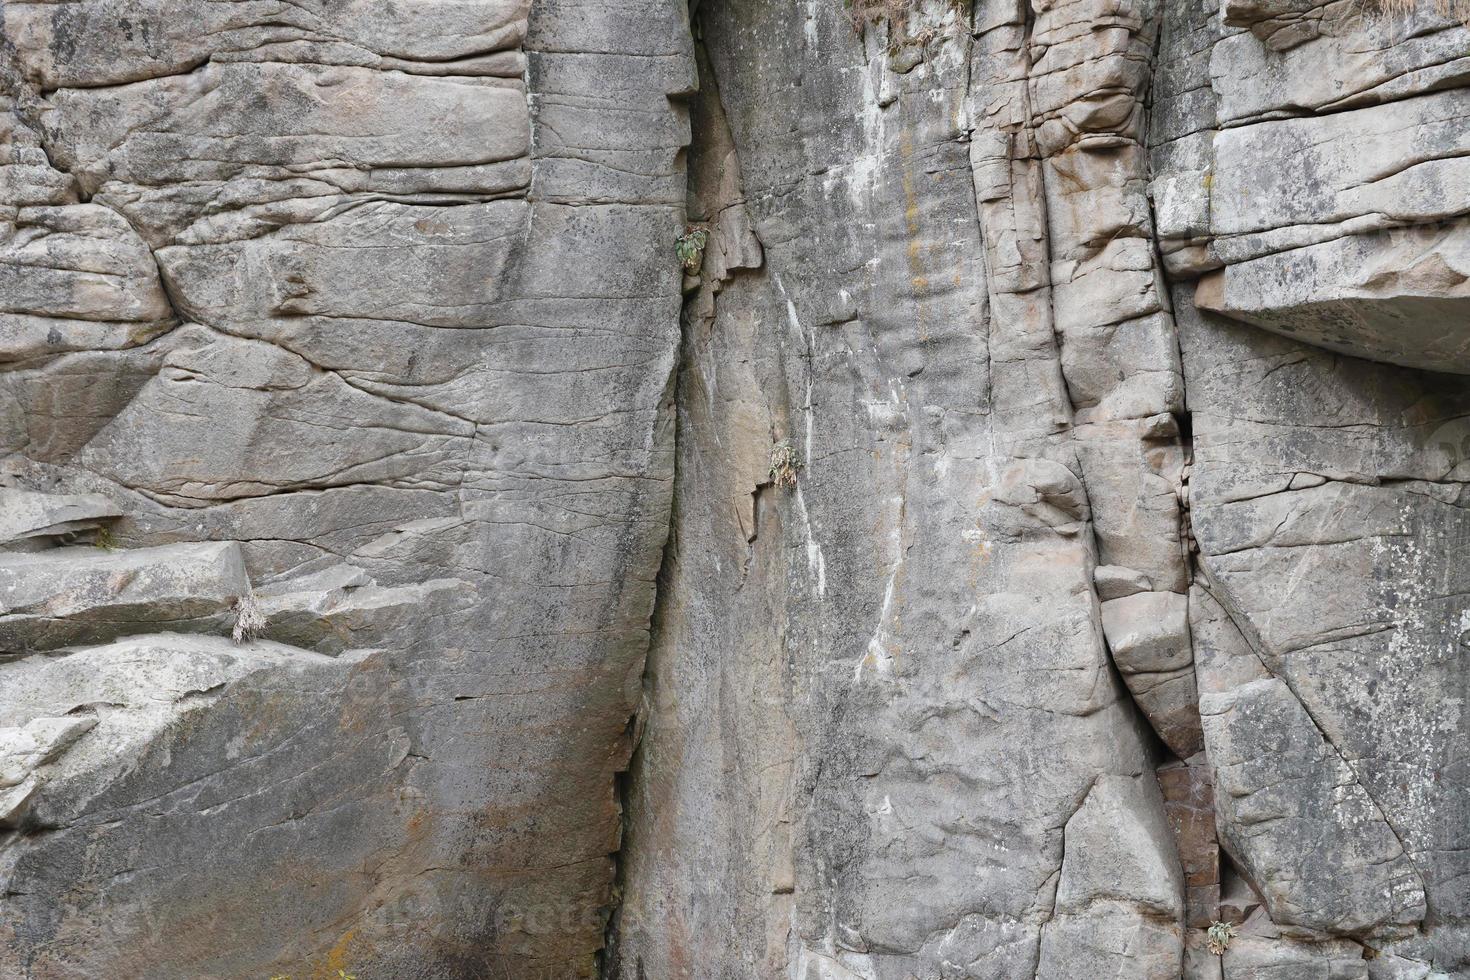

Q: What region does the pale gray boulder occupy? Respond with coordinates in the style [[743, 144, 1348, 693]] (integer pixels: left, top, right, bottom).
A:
[[1220, 911, 1371, 980], [0, 633, 332, 831], [40, 61, 531, 246], [0, 714, 96, 826], [0, 99, 77, 209], [0, 0, 689, 973], [0, 203, 175, 360], [0, 102, 176, 363], [1100, 590, 1204, 759], [1206, 87, 1470, 256], [74, 326, 475, 505]]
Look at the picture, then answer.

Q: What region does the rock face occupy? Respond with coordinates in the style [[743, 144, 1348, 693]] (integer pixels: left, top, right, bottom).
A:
[[0, 0, 689, 975], [1, 0, 1468, 977]]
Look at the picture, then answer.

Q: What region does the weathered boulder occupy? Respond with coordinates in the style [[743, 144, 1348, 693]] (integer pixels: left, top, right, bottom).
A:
[[0, 714, 96, 825], [0, 633, 320, 828], [1101, 590, 1204, 758], [1036, 774, 1186, 979], [0, 203, 175, 362], [1220, 911, 1370, 979]]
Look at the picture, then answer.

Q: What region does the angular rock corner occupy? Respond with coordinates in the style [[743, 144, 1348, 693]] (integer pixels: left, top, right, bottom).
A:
[[0, 0, 1466, 977]]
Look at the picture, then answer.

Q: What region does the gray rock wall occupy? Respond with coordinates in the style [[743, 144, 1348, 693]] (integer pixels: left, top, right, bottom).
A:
[[1, 1, 690, 975], [2, 0, 1468, 977]]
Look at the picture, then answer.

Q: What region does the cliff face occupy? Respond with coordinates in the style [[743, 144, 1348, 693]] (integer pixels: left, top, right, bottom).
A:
[[0, 1, 1467, 978], [0, 2, 689, 975]]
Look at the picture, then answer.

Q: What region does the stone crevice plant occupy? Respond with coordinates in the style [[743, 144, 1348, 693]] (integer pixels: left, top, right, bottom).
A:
[[675, 225, 710, 275], [1206, 920, 1239, 955], [770, 439, 801, 488]]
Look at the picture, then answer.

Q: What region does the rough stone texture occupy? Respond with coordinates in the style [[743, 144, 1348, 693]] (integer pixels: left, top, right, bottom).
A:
[[0, 487, 119, 546], [1192, 577, 1427, 943], [0, 541, 249, 652], [1158, 758, 1220, 930], [1153, 2, 1470, 374], [0, 0, 690, 975], [1102, 589, 1204, 758], [1035, 773, 1185, 979], [2, 0, 1469, 976], [614, 1, 1186, 977], [1202, 674, 1425, 935]]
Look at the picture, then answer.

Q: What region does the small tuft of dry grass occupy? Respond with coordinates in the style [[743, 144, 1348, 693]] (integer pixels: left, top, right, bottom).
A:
[[769, 440, 802, 488], [1367, 0, 1470, 21], [231, 592, 268, 644], [845, 0, 915, 32], [844, 0, 973, 43]]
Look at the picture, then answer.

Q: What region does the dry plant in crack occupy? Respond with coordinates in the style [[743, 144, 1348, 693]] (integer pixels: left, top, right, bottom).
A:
[[231, 592, 268, 644], [843, 0, 970, 34], [770, 439, 801, 488], [1367, 0, 1470, 21], [844, 0, 915, 32]]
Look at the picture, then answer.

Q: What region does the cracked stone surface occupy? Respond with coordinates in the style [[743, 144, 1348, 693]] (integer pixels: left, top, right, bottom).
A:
[[2, 0, 1469, 976], [1, 0, 688, 975]]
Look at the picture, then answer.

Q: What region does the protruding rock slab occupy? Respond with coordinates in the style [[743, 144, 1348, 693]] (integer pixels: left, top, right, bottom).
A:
[[0, 201, 176, 362], [252, 564, 474, 655], [1101, 590, 1203, 758], [1200, 677, 1426, 935], [1220, 910, 1370, 979], [1194, 219, 1470, 375], [0, 488, 121, 545], [0, 632, 326, 829], [0, 714, 97, 826], [0, 541, 249, 652]]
